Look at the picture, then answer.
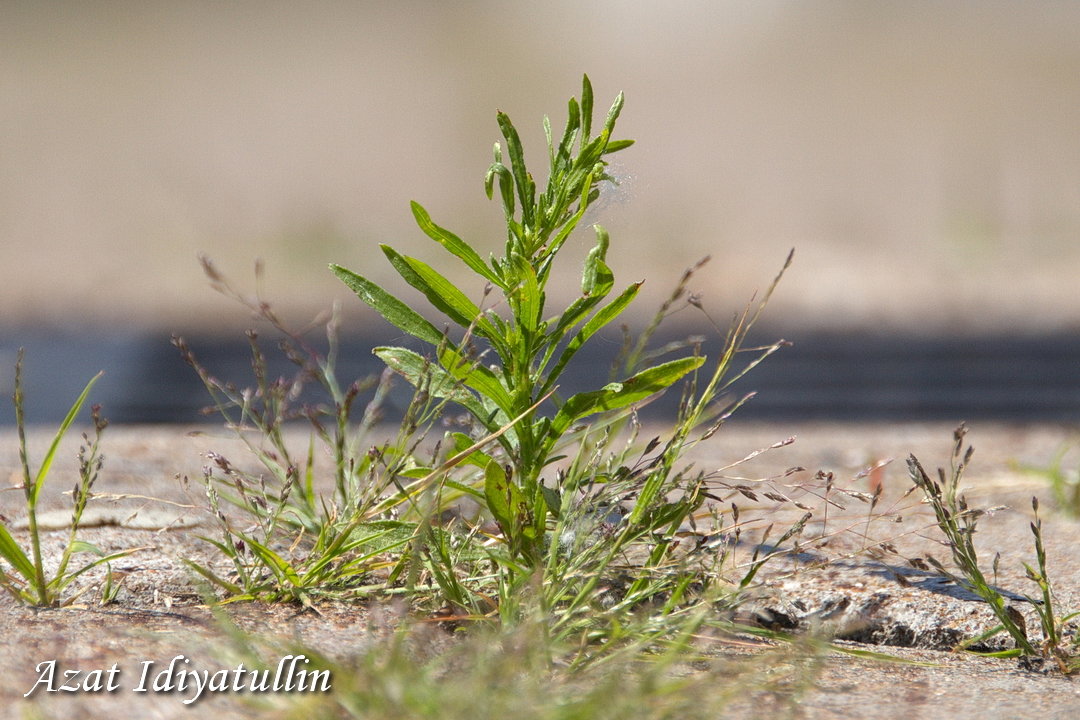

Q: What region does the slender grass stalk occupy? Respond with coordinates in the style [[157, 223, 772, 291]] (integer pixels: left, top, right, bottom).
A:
[[909, 424, 1079, 671], [14, 351, 52, 604], [0, 350, 132, 606]]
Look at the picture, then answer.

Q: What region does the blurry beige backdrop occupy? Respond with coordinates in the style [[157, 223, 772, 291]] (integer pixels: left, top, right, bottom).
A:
[[3, 1, 1080, 334]]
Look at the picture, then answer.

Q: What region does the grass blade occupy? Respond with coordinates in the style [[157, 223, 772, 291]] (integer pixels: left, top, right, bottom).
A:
[[31, 371, 102, 504], [0, 525, 36, 584]]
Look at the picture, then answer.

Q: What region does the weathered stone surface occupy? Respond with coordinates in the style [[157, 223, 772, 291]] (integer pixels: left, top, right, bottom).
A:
[[1, 422, 1079, 718]]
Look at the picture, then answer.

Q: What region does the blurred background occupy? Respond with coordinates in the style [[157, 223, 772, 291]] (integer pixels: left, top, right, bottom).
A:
[[3, 0, 1080, 423]]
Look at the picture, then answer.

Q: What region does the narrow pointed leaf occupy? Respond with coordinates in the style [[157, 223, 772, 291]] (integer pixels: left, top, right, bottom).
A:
[[541, 171, 596, 267], [484, 460, 526, 540], [544, 114, 554, 171], [603, 91, 626, 135], [580, 225, 612, 296], [541, 484, 561, 518], [573, 131, 610, 174], [496, 111, 535, 227], [604, 139, 634, 153], [555, 97, 580, 173], [381, 245, 479, 328], [49, 548, 137, 590], [381, 246, 504, 347], [244, 536, 302, 586], [487, 158, 516, 219], [436, 344, 514, 414], [331, 264, 444, 346], [581, 74, 594, 141], [508, 253, 542, 333], [0, 525, 35, 583], [450, 431, 495, 470], [374, 346, 488, 421], [410, 201, 503, 287], [181, 557, 245, 595], [543, 226, 615, 344], [546, 292, 605, 348], [32, 371, 101, 504], [545, 280, 641, 391], [550, 356, 705, 439]]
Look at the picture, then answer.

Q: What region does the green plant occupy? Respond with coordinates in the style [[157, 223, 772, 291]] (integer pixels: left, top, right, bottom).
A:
[[332, 75, 670, 567], [174, 275, 440, 604], [182, 77, 800, 661], [330, 74, 793, 633], [908, 424, 1080, 672], [176, 265, 543, 604], [0, 350, 132, 606]]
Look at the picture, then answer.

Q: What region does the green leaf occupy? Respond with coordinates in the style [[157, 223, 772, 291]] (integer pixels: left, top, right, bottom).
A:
[[32, 371, 102, 504], [635, 499, 698, 534], [544, 114, 554, 173], [245, 536, 303, 587], [486, 153, 516, 220], [0, 524, 35, 583], [581, 74, 594, 141], [399, 466, 434, 479], [443, 478, 486, 502], [554, 97, 580, 174], [436, 345, 514, 415], [49, 548, 137, 592], [508, 253, 542, 333], [604, 139, 634, 153], [545, 293, 603, 351], [530, 483, 547, 540], [67, 540, 104, 555], [602, 91, 626, 136], [410, 201, 504, 287], [483, 460, 526, 539], [572, 132, 610, 175], [550, 355, 706, 439], [381, 246, 503, 346], [496, 111, 536, 229], [543, 225, 616, 345], [450, 431, 494, 470], [382, 246, 478, 327], [541, 484, 561, 518], [331, 264, 445, 346], [539, 171, 597, 271], [374, 346, 489, 422], [580, 225, 613, 296], [181, 557, 245, 595], [544, 280, 642, 392], [305, 523, 414, 579]]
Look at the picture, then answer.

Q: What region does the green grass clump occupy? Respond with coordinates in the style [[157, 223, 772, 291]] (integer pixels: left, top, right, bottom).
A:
[[0, 350, 132, 606], [330, 75, 683, 572], [908, 424, 1080, 672], [175, 297, 432, 606], [182, 75, 799, 665], [330, 74, 791, 626]]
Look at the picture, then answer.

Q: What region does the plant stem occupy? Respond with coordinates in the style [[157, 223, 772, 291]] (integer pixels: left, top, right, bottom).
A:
[[14, 350, 50, 605]]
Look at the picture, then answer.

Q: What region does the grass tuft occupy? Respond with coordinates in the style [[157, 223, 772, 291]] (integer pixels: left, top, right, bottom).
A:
[[178, 77, 805, 669], [908, 424, 1080, 672], [0, 350, 134, 606]]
